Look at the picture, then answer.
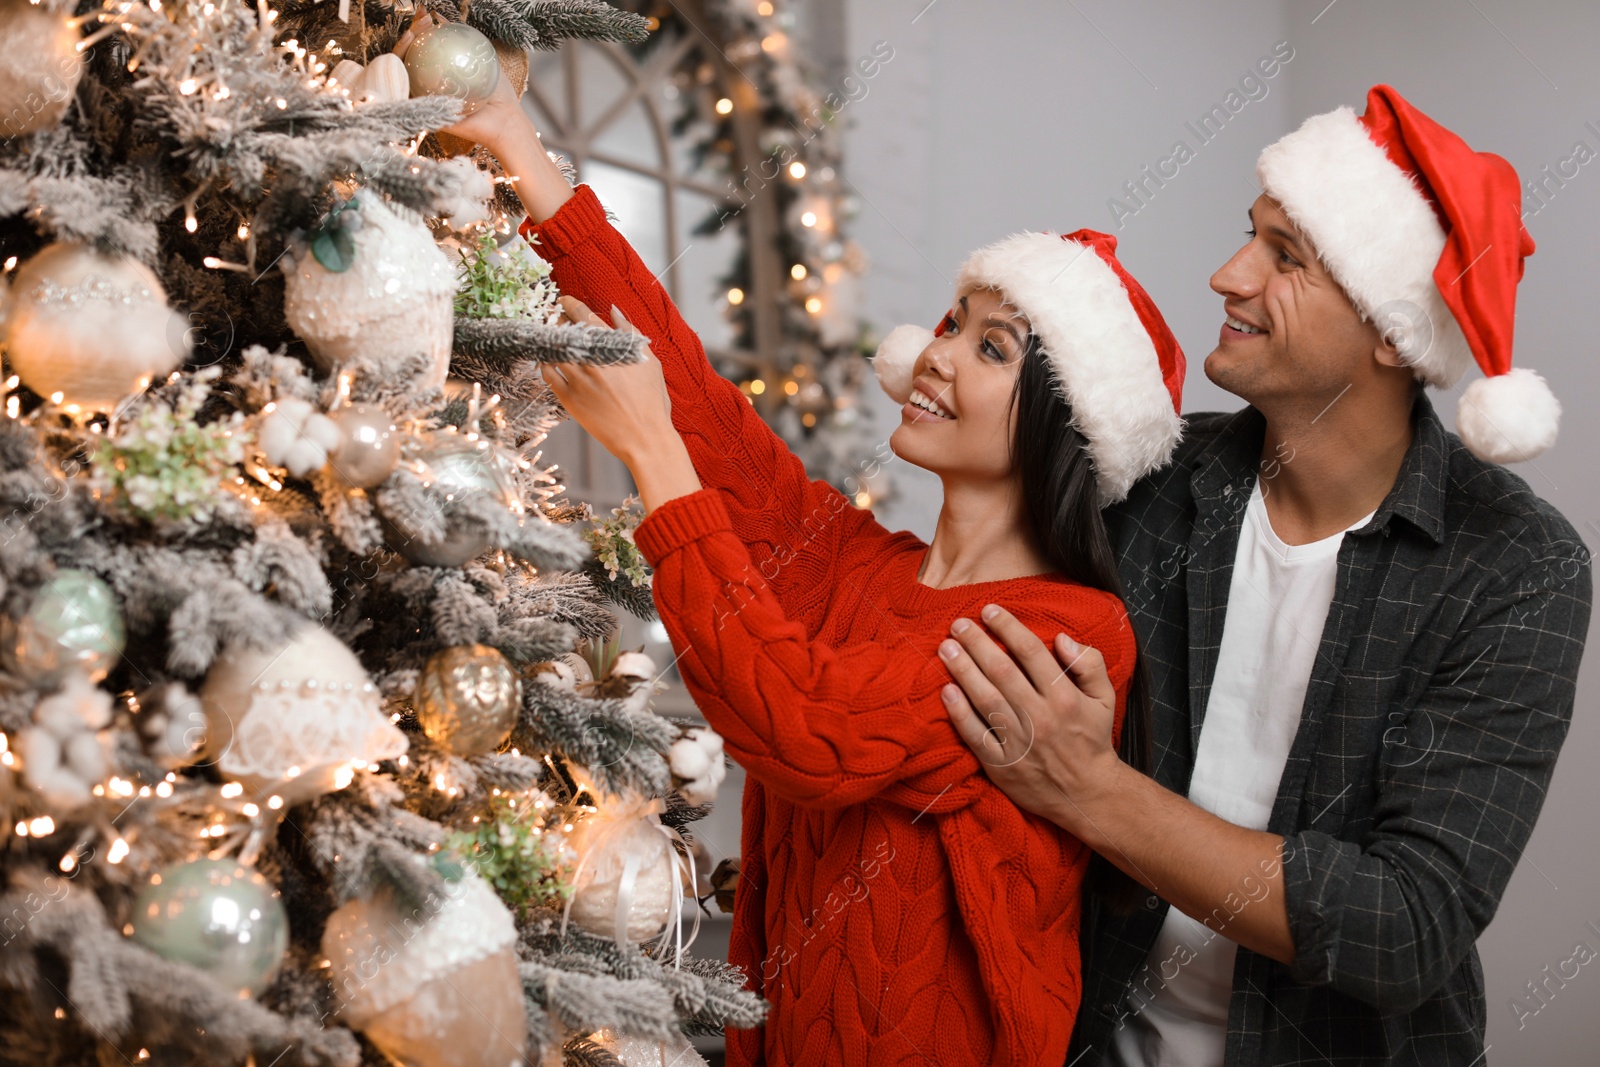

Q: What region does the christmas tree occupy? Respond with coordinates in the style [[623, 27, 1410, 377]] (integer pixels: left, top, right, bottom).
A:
[[0, 1, 763, 1064]]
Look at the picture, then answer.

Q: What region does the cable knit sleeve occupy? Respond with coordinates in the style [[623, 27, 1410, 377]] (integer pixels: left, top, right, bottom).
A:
[[635, 488, 1135, 813], [524, 188, 889, 613]]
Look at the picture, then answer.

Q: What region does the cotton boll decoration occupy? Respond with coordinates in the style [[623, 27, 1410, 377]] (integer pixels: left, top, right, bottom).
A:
[[3, 243, 187, 411], [257, 397, 341, 478], [668, 725, 727, 806], [18, 672, 114, 810], [281, 191, 456, 394]]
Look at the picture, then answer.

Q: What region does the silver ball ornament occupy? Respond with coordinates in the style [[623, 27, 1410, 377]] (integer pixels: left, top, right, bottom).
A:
[[6, 570, 126, 686], [383, 434, 515, 567], [404, 21, 500, 116], [414, 644, 521, 756], [129, 858, 288, 997], [327, 404, 400, 488]]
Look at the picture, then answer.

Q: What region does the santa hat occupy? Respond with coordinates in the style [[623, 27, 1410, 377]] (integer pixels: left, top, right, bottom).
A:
[[873, 229, 1185, 506], [1255, 84, 1558, 464]]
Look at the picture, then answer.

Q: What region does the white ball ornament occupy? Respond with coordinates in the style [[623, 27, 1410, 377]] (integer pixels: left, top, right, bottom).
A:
[[321, 868, 527, 1067], [281, 191, 455, 393], [0, 0, 83, 139], [198, 624, 407, 804], [403, 21, 500, 116], [3, 243, 187, 411]]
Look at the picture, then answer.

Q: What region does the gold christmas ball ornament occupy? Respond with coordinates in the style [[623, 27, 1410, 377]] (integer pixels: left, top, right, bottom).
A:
[[0, 0, 83, 139], [322, 869, 526, 1067], [403, 21, 500, 116], [3, 243, 187, 411], [414, 644, 521, 756]]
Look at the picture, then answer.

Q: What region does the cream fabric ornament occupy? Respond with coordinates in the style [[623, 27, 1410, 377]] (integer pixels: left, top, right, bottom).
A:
[[3, 243, 187, 411], [18, 672, 113, 810], [257, 397, 341, 478], [198, 624, 407, 804], [281, 190, 455, 393], [0, 0, 83, 139], [322, 868, 526, 1067], [562, 777, 700, 959]]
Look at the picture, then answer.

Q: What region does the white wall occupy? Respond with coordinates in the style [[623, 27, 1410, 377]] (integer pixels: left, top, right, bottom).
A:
[[841, 1, 1600, 1063]]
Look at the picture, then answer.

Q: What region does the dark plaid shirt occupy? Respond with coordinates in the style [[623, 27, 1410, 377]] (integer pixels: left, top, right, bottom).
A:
[[1070, 396, 1593, 1067]]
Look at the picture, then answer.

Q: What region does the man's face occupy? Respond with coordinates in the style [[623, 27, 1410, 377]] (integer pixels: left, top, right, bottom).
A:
[[1205, 195, 1390, 407]]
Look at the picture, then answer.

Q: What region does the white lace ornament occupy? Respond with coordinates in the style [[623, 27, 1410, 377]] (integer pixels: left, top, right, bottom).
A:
[[219, 680, 406, 794], [199, 625, 407, 803]]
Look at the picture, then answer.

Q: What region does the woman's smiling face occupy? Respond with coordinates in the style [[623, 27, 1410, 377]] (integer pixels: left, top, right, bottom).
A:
[[889, 286, 1034, 483]]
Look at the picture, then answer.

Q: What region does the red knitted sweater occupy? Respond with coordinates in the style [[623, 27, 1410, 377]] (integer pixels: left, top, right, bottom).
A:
[[526, 187, 1138, 1066]]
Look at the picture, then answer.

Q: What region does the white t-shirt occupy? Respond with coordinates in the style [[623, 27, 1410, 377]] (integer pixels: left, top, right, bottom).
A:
[[1107, 479, 1375, 1067]]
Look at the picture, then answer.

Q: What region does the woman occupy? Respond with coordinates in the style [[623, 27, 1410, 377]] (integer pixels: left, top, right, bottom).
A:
[[448, 72, 1185, 1066]]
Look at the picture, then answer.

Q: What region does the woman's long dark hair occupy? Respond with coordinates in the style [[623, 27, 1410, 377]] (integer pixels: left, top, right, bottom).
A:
[[1011, 333, 1154, 915]]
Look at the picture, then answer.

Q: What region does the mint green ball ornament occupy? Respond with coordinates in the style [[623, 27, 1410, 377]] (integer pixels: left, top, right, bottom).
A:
[[130, 858, 288, 997], [7, 569, 126, 685]]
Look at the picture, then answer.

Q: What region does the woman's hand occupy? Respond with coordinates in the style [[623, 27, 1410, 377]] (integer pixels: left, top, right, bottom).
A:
[[393, 14, 573, 221], [545, 299, 702, 511], [394, 14, 530, 152]]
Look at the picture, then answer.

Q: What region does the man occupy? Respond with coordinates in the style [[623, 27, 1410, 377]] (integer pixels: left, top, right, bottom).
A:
[[935, 86, 1592, 1065]]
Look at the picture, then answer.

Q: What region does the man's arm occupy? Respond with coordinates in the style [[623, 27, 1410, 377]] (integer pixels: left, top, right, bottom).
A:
[[939, 608, 1295, 965], [943, 546, 1591, 1011]]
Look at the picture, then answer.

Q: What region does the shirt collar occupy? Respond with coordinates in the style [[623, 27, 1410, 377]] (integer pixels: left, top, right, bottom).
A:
[[1185, 395, 1448, 546]]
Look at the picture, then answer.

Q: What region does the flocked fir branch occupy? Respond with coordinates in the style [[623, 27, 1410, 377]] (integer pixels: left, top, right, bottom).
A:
[[0, 0, 759, 1062]]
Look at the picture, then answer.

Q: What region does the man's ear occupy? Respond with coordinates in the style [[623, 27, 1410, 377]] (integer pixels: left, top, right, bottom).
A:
[[1372, 326, 1407, 369]]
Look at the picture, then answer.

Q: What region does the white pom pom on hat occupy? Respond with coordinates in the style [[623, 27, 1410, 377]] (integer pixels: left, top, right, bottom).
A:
[[1457, 367, 1562, 465], [872, 324, 934, 406], [1255, 84, 1559, 464]]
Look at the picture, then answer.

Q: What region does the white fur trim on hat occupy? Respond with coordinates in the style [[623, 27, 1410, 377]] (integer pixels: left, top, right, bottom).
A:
[[1255, 107, 1473, 389], [1456, 367, 1561, 464], [957, 233, 1182, 506], [872, 324, 933, 405]]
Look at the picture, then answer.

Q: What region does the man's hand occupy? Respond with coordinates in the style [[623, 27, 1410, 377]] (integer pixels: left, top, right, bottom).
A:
[[938, 605, 1125, 843], [940, 606, 1298, 966]]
